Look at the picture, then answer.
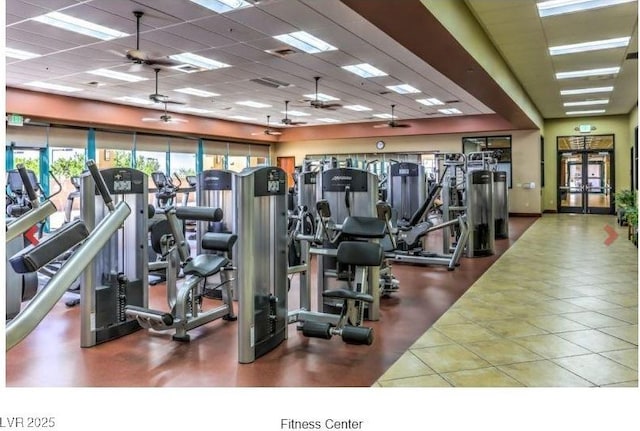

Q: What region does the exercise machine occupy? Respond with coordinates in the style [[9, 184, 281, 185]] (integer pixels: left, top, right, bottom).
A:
[[387, 161, 426, 226], [79, 166, 148, 347], [125, 205, 237, 342], [6, 160, 132, 350], [466, 169, 495, 257], [236, 166, 288, 364]]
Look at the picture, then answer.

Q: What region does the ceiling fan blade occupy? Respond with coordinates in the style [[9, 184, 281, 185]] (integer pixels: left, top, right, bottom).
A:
[[169, 118, 189, 123], [164, 99, 186, 105], [142, 117, 161, 122], [372, 124, 390, 129], [268, 130, 283, 135], [146, 57, 180, 67], [394, 123, 411, 128]]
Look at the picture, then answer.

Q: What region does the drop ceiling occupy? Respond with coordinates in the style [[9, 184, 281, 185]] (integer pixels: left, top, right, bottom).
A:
[[4, 0, 638, 131]]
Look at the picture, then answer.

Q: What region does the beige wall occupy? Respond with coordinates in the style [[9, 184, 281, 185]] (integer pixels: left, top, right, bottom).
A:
[[542, 115, 633, 212], [274, 129, 542, 214]]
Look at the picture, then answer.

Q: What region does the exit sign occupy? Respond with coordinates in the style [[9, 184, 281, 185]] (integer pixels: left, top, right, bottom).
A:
[[7, 114, 24, 127], [578, 124, 592, 133]]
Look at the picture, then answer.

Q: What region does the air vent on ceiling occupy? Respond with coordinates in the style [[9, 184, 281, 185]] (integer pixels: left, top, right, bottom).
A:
[[250, 77, 291, 89], [626, 52, 638, 60], [173, 64, 204, 73], [266, 47, 300, 57]]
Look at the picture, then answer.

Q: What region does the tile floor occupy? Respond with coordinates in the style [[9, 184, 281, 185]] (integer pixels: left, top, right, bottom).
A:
[[375, 214, 638, 387]]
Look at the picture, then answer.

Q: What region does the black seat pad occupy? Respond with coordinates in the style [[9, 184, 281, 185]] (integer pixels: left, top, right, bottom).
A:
[[183, 254, 228, 278], [337, 241, 383, 267], [341, 216, 386, 238], [323, 288, 374, 303]]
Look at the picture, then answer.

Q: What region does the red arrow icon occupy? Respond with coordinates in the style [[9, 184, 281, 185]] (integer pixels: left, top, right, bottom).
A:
[[25, 225, 39, 246], [604, 224, 618, 246]]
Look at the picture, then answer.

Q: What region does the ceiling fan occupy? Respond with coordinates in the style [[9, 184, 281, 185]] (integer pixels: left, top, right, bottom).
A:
[[111, 11, 179, 72], [299, 77, 342, 110], [251, 115, 283, 136], [281, 101, 307, 126], [149, 68, 184, 104], [142, 102, 188, 124], [373, 104, 410, 128]]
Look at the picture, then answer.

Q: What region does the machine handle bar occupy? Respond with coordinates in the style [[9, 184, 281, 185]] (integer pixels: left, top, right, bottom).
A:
[[16, 164, 39, 207], [86, 160, 114, 211]]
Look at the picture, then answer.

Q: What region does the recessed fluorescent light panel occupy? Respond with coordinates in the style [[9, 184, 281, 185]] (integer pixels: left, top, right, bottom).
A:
[[416, 98, 444, 106], [373, 113, 394, 119], [316, 118, 340, 123], [273, 31, 337, 54], [566, 109, 606, 115], [31, 12, 128, 40], [87, 69, 147, 82], [344, 105, 372, 111], [560, 86, 614, 95], [26, 81, 83, 92], [173, 87, 220, 97], [537, 0, 635, 17], [303, 93, 339, 102], [549, 37, 631, 55], [563, 99, 609, 106], [180, 107, 213, 114], [5, 48, 41, 60], [169, 53, 230, 70], [386, 84, 421, 94], [236, 101, 272, 108], [555, 66, 620, 79], [114, 96, 155, 105], [342, 63, 387, 78], [228, 115, 256, 121], [189, 0, 253, 13], [438, 108, 462, 115], [281, 110, 310, 117]]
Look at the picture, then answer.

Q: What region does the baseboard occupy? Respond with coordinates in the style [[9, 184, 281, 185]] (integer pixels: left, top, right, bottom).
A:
[[542, 209, 558, 214], [509, 212, 542, 217]]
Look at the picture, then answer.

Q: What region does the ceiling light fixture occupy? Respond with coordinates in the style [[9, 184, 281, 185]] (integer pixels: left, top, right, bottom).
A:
[[416, 98, 444, 106], [438, 108, 462, 115], [114, 96, 155, 105], [228, 115, 256, 121], [555, 66, 620, 79], [373, 113, 394, 119], [236, 101, 272, 108], [549, 37, 631, 55], [560, 86, 614, 95], [169, 53, 230, 70], [280, 110, 310, 117], [342, 63, 387, 78], [173, 87, 220, 97], [189, 0, 253, 13], [566, 109, 606, 115], [87, 68, 147, 82], [303, 93, 339, 101], [563, 99, 609, 106], [5, 47, 41, 60], [537, 0, 635, 17], [344, 105, 372, 111], [180, 107, 213, 113], [316, 118, 340, 123], [386, 84, 421, 94], [26, 81, 83, 92], [273, 31, 337, 54], [31, 12, 128, 40]]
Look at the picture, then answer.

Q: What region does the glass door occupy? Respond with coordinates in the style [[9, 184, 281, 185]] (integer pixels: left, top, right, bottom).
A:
[[558, 152, 583, 212], [558, 150, 614, 214]]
